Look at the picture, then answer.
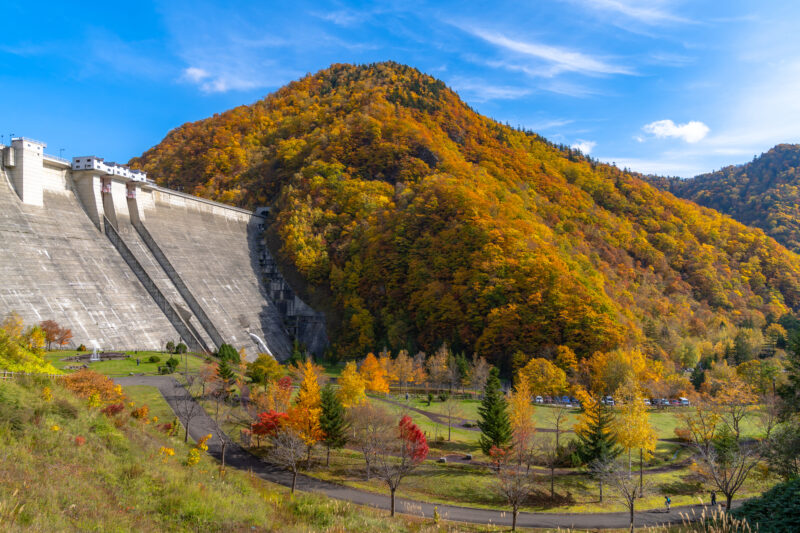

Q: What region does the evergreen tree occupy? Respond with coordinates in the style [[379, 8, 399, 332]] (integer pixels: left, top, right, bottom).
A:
[[217, 343, 240, 363], [319, 384, 348, 466], [575, 396, 620, 502], [478, 368, 512, 455], [778, 338, 800, 418]]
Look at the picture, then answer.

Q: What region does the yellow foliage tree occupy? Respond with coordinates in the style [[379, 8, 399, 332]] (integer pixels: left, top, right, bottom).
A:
[[587, 349, 661, 396], [338, 361, 367, 407], [508, 379, 536, 453], [290, 359, 324, 461], [360, 352, 389, 393], [614, 379, 657, 495], [295, 359, 321, 412], [518, 357, 567, 397], [393, 349, 414, 391]]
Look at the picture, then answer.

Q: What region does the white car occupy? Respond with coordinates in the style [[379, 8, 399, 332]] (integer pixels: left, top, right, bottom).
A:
[[534, 395, 544, 404]]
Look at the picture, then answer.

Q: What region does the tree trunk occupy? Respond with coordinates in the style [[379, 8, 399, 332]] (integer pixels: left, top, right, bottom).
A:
[[726, 493, 733, 511], [448, 416, 451, 441], [512, 507, 518, 531], [221, 440, 227, 469], [390, 487, 396, 517], [184, 422, 189, 443], [550, 464, 555, 499], [628, 448, 632, 479], [291, 470, 297, 493], [599, 479, 603, 502], [326, 446, 331, 467], [639, 449, 644, 498], [629, 505, 634, 533]]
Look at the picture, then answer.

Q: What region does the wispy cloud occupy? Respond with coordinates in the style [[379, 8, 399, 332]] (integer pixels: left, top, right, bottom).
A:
[[573, 0, 689, 25], [449, 77, 532, 102], [466, 27, 633, 77], [642, 119, 710, 143]]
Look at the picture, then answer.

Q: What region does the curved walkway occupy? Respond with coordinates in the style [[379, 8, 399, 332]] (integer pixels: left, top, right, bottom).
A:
[[115, 376, 729, 530]]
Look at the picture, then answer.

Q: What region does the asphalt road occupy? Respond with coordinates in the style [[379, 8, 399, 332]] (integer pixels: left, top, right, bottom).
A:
[[115, 375, 731, 530]]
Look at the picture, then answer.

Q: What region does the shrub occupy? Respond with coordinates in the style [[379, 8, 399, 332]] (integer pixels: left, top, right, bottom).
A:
[[77, 344, 86, 351], [63, 370, 122, 404], [176, 342, 187, 354], [732, 478, 800, 532], [165, 356, 179, 370], [131, 405, 150, 420], [148, 355, 161, 364], [101, 402, 125, 417]]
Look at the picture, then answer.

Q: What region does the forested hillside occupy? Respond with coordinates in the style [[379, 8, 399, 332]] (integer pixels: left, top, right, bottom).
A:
[[131, 62, 800, 371], [650, 144, 800, 253]]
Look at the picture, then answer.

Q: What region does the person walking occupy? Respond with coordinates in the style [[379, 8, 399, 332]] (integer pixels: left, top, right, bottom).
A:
[[665, 496, 671, 513], [710, 491, 716, 507]]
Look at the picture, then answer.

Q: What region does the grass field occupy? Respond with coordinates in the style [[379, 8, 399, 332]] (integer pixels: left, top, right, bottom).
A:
[[45, 350, 208, 376]]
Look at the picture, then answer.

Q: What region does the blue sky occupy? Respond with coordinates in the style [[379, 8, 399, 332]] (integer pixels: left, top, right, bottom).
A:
[[2, 0, 799, 177]]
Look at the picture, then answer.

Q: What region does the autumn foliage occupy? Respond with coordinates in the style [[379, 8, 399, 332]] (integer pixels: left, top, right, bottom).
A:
[[133, 62, 800, 369]]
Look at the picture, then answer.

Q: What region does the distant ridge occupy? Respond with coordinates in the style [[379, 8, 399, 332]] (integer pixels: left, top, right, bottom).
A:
[[648, 144, 800, 254]]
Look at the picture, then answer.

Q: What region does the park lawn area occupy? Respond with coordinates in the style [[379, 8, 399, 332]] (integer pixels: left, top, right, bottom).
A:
[[123, 384, 182, 427], [307, 447, 776, 515], [45, 350, 209, 376]]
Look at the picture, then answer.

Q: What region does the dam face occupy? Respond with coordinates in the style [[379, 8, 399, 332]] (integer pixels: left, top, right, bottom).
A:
[[0, 138, 327, 361]]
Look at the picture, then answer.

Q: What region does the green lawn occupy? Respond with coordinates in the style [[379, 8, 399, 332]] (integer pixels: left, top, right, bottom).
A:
[[45, 350, 208, 377], [123, 384, 180, 425], [305, 446, 775, 515]]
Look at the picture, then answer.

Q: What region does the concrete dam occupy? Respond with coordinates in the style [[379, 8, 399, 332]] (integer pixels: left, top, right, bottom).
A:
[[0, 137, 327, 360]]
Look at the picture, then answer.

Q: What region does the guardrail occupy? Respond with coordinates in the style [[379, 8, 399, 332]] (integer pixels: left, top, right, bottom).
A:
[[0, 370, 64, 380]]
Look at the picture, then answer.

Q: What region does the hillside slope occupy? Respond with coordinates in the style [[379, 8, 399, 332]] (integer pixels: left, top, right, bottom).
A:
[[0, 374, 438, 532], [650, 144, 800, 253], [131, 62, 800, 369]]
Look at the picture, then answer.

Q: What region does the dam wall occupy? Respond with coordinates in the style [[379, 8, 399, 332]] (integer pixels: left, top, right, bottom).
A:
[[0, 137, 325, 360]]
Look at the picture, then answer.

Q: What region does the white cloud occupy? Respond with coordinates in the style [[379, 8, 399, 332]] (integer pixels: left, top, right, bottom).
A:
[[182, 67, 210, 83], [642, 119, 709, 143], [572, 0, 689, 25], [465, 27, 633, 77], [572, 140, 597, 154]]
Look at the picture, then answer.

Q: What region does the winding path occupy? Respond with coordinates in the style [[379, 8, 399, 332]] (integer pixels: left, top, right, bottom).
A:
[[115, 376, 731, 530]]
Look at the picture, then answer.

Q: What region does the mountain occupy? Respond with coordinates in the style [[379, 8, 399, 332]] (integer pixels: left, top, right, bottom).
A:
[[650, 144, 800, 253], [131, 62, 800, 371]]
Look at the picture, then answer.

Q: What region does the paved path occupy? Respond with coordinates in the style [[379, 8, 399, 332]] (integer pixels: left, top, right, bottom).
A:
[[115, 376, 731, 530]]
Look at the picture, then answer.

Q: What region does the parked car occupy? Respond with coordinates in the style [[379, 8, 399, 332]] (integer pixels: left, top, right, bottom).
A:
[[670, 399, 680, 406], [643, 398, 651, 406], [679, 397, 690, 406], [561, 395, 571, 404], [535, 395, 544, 404], [603, 396, 615, 406], [543, 395, 553, 404]]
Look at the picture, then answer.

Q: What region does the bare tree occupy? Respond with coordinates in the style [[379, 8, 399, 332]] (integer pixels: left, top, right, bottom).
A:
[[441, 395, 463, 441], [269, 427, 306, 493], [372, 416, 429, 516], [757, 393, 781, 440], [469, 355, 491, 395], [171, 376, 202, 443], [490, 446, 536, 531], [348, 402, 394, 481], [696, 428, 759, 510], [538, 434, 560, 499], [593, 457, 649, 533]]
